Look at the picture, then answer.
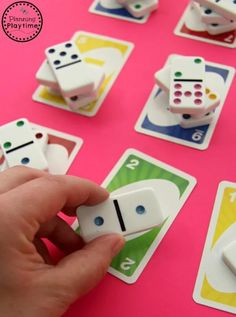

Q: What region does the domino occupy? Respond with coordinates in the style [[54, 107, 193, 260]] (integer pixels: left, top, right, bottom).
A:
[[222, 240, 236, 275], [0, 119, 48, 171], [169, 56, 206, 115], [36, 59, 105, 110], [192, 1, 232, 24], [36, 60, 58, 90], [76, 187, 164, 242], [177, 111, 215, 128], [155, 63, 220, 115], [194, 0, 236, 21], [124, 0, 158, 18], [205, 21, 236, 35], [45, 41, 95, 97]]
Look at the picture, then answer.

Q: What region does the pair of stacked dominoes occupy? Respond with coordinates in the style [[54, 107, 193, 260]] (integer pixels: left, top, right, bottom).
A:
[[116, 0, 158, 18], [191, 0, 236, 35], [36, 41, 105, 111], [0, 118, 49, 171], [155, 56, 221, 129]]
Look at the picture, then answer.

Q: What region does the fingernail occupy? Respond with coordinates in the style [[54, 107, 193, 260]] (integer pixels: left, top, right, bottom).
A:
[[102, 234, 125, 257]]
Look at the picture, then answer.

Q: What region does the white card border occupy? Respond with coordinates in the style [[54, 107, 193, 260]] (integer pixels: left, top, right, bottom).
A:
[[193, 181, 236, 314]]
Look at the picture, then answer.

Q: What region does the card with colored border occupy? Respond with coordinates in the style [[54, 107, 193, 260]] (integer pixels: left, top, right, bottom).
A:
[[0, 122, 83, 175], [89, 0, 149, 23], [193, 181, 236, 314], [33, 31, 134, 117], [73, 148, 196, 283], [174, 3, 236, 48], [135, 55, 235, 150]]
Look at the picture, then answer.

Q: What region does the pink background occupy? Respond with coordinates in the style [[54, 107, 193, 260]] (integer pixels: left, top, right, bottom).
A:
[[1, 0, 236, 316]]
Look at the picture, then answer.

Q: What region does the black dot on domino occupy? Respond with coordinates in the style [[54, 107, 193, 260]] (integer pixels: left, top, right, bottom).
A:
[[71, 54, 78, 60], [65, 43, 72, 48], [54, 60, 61, 65], [94, 216, 104, 226], [48, 48, 55, 54], [60, 51, 67, 56]]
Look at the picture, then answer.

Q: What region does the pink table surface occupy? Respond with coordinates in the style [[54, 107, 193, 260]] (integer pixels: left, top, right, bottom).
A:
[[1, 0, 236, 316]]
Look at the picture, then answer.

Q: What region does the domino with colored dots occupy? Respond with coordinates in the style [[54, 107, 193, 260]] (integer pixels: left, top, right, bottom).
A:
[[124, 0, 158, 18], [169, 56, 206, 115], [193, 0, 236, 21], [76, 187, 165, 242], [45, 41, 95, 97], [222, 240, 236, 275], [155, 63, 220, 116], [0, 119, 48, 171]]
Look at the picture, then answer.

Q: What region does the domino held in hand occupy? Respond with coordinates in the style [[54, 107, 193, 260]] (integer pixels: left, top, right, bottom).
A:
[[77, 187, 165, 242]]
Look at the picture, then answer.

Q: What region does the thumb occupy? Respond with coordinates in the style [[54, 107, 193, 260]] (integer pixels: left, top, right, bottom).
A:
[[50, 234, 125, 299]]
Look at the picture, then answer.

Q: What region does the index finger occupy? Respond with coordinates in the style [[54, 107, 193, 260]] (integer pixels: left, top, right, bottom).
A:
[[0, 174, 109, 233]]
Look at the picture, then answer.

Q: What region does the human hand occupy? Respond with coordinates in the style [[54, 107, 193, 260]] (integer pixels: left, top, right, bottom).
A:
[[0, 167, 125, 317]]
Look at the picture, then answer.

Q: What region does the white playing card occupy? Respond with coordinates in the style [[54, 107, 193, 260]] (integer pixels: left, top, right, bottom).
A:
[[0, 119, 48, 171], [77, 187, 165, 242], [45, 41, 95, 97]]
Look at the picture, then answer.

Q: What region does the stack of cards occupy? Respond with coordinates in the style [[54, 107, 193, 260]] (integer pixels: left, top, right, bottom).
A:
[[36, 41, 105, 111], [154, 56, 221, 129], [191, 0, 236, 35], [115, 0, 158, 18]]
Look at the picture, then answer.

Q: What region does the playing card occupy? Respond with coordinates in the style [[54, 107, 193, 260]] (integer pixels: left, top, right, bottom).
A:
[[73, 148, 196, 283], [193, 181, 236, 314]]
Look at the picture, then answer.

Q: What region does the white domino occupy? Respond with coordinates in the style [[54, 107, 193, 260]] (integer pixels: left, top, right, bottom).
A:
[[36, 59, 105, 110], [192, 1, 232, 24], [155, 64, 220, 115], [205, 21, 236, 34], [222, 240, 236, 275], [124, 0, 158, 18], [77, 187, 164, 242], [194, 0, 236, 21], [45, 41, 95, 97], [0, 119, 48, 171], [36, 60, 58, 90], [177, 111, 215, 128], [169, 57, 206, 115]]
